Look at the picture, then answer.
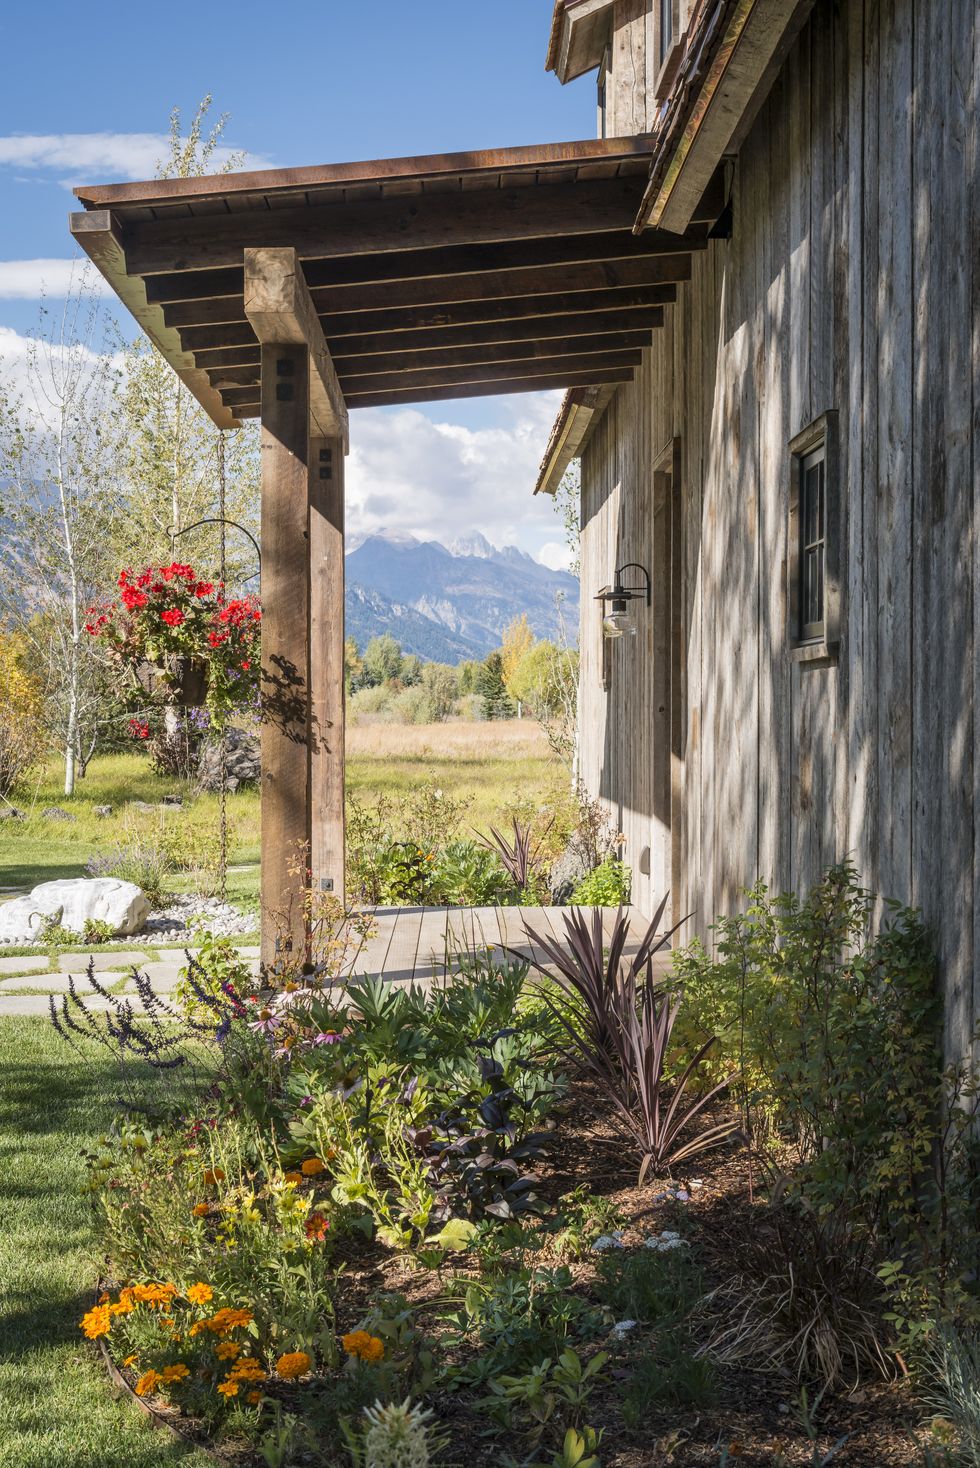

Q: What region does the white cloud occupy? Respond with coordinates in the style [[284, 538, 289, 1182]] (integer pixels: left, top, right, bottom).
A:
[[0, 259, 110, 299], [345, 392, 567, 557], [0, 132, 271, 185], [537, 541, 573, 571]]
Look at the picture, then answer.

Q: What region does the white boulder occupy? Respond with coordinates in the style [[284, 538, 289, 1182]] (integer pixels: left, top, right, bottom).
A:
[[0, 878, 149, 944]]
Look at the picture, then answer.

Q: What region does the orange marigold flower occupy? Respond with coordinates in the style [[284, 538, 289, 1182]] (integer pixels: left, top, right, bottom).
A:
[[284, 1170, 304, 1185], [111, 1288, 135, 1315], [161, 1363, 190, 1383], [203, 1168, 225, 1186], [186, 1282, 213, 1305], [80, 1305, 112, 1339], [217, 1378, 239, 1397], [122, 1355, 138, 1368], [341, 1331, 384, 1363], [231, 1358, 267, 1382], [98, 1291, 110, 1304], [216, 1341, 241, 1361], [275, 1351, 312, 1380], [300, 1158, 326, 1177], [192, 1203, 210, 1218], [247, 1389, 262, 1405], [135, 1369, 163, 1397]]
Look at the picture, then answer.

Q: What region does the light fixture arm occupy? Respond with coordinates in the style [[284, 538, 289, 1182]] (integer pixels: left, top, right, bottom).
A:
[[614, 562, 651, 607]]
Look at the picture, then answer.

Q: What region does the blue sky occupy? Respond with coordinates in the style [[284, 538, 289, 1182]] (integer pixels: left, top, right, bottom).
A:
[[0, 2, 598, 566]]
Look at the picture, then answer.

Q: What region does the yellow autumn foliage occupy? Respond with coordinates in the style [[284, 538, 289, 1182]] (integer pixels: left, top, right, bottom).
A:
[[0, 628, 47, 797]]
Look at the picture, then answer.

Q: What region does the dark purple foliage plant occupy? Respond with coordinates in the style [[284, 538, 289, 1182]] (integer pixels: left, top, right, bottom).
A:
[[521, 900, 740, 1182]]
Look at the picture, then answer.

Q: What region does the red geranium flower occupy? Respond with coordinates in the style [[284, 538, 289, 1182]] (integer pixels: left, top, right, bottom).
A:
[[161, 608, 184, 627]]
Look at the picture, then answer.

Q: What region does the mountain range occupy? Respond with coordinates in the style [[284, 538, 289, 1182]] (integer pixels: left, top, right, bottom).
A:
[[344, 530, 578, 664]]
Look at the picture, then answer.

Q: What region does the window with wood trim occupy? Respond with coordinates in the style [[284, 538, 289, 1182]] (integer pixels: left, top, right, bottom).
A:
[[654, 0, 684, 99], [788, 413, 840, 661], [799, 446, 825, 640]]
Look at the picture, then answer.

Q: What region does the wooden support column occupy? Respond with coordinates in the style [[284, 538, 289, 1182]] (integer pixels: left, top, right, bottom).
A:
[[258, 342, 311, 964], [309, 435, 346, 900], [246, 248, 349, 966]]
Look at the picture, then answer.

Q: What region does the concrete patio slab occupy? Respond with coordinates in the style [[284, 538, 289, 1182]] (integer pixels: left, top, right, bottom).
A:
[[0, 955, 51, 975]]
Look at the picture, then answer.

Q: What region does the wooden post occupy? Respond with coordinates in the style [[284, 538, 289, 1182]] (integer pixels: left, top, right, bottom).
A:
[[309, 435, 346, 900], [246, 249, 349, 965], [259, 342, 311, 966]]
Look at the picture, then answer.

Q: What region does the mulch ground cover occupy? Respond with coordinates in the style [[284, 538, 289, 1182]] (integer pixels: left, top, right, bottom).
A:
[[109, 1074, 932, 1467]]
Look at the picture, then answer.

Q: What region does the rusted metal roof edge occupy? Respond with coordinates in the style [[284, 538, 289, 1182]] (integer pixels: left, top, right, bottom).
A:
[[74, 136, 656, 211]]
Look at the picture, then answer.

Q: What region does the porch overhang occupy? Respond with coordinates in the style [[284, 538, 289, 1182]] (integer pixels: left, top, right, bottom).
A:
[[70, 136, 723, 423]]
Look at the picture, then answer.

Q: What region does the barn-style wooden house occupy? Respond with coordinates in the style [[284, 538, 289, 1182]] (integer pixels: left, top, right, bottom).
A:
[[535, 0, 978, 1055], [71, 0, 976, 1052]]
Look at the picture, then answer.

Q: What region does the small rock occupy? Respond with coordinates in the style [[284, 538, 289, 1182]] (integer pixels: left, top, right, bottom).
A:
[[93, 805, 113, 818], [42, 806, 75, 822], [131, 801, 156, 812], [0, 807, 25, 822], [609, 1320, 637, 1338], [160, 794, 183, 807]]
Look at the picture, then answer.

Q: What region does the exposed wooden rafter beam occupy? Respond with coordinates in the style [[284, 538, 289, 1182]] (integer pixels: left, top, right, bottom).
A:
[[227, 365, 637, 416], [124, 179, 650, 276], [161, 257, 687, 331], [142, 227, 708, 306], [205, 331, 654, 390], [69, 210, 241, 429], [176, 292, 673, 356], [190, 307, 665, 369]]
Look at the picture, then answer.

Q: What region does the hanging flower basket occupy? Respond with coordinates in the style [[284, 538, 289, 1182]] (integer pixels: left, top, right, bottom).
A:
[[87, 562, 260, 727]]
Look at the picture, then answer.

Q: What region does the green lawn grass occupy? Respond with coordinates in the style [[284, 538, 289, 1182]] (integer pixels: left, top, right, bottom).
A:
[[0, 1017, 212, 1468], [1, 723, 556, 904]]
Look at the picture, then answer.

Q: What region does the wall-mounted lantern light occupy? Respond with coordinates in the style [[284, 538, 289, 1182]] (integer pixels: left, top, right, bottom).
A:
[[595, 562, 651, 639]]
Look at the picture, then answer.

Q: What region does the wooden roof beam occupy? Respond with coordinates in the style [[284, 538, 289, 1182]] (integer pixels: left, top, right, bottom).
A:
[[176, 289, 675, 352], [161, 255, 688, 331], [205, 330, 656, 388], [226, 365, 637, 415], [142, 227, 708, 306], [243, 247, 348, 447], [124, 178, 649, 275], [190, 307, 665, 368], [69, 209, 241, 429]]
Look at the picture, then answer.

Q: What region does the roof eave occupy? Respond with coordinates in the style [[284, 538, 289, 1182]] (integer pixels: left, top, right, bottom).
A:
[[535, 383, 616, 495], [546, 0, 616, 84]]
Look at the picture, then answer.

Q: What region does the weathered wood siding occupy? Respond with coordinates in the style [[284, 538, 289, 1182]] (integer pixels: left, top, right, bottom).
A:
[[578, 0, 979, 1054]]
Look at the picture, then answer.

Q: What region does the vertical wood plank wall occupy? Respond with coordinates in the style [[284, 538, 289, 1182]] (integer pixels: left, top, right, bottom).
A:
[[578, 0, 979, 1054]]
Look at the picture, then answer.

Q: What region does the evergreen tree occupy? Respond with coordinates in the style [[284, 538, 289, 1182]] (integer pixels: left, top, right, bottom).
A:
[[479, 651, 514, 720]]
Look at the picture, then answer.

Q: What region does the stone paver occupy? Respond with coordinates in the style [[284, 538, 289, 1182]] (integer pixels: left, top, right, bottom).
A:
[[117, 961, 182, 992], [1, 972, 94, 993], [73, 949, 148, 972], [0, 955, 50, 975], [0, 992, 151, 1017]]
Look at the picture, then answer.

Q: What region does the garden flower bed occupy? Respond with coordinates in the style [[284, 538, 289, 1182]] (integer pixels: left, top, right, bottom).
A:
[[58, 874, 966, 1466]]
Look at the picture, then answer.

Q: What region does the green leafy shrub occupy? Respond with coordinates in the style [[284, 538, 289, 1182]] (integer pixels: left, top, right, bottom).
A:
[[174, 928, 258, 1020], [82, 918, 115, 945], [569, 857, 630, 907]]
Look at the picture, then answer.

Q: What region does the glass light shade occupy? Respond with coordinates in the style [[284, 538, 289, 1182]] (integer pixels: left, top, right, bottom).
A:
[[602, 610, 635, 639]]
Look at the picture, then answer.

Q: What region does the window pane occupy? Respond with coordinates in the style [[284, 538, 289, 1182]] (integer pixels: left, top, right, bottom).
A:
[[660, 0, 673, 63], [799, 446, 827, 637]]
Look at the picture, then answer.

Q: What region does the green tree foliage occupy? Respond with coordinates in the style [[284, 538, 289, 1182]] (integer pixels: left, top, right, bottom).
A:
[[362, 634, 405, 688], [479, 651, 514, 721]]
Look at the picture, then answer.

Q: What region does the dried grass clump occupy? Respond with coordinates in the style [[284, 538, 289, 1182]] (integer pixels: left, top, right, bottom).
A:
[[700, 1204, 895, 1393]]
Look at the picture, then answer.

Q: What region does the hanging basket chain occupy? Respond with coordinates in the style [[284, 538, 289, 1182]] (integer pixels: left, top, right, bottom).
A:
[[218, 432, 228, 905]]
